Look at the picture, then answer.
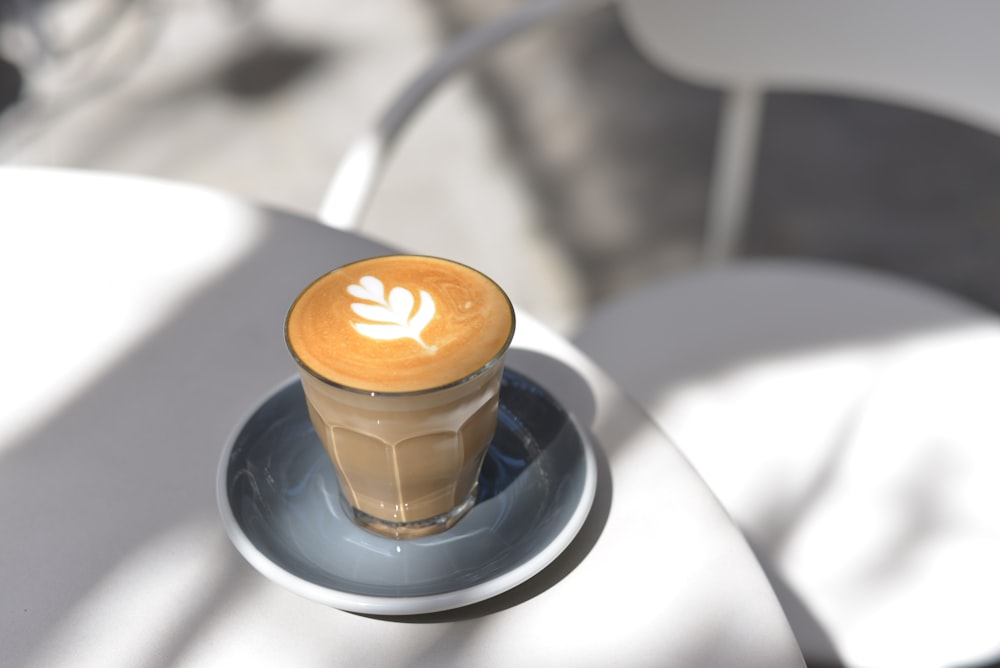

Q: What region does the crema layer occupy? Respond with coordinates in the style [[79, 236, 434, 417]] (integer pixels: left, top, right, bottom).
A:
[[286, 255, 515, 393]]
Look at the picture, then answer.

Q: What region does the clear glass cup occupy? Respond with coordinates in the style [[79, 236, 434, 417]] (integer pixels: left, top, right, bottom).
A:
[[285, 255, 515, 539]]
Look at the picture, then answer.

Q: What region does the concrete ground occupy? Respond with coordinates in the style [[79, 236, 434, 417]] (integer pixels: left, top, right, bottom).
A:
[[3, 0, 1000, 330]]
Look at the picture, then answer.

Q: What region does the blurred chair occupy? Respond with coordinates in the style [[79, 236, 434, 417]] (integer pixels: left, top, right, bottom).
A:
[[576, 3, 1000, 667], [316, 1, 1000, 666]]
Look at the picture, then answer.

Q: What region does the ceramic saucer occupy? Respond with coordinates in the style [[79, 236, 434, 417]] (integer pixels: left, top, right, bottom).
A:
[[217, 369, 597, 615]]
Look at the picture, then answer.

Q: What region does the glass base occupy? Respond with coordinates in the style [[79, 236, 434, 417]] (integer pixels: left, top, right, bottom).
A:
[[349, 484, 479, 540]]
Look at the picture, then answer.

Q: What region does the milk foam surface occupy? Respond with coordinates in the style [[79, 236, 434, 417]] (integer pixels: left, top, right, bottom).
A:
[[287, 256, 514, 393]]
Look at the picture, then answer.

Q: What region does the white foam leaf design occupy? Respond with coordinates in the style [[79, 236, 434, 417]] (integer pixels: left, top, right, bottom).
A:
[[348, 275, 436, 349], [347, 275, 384, 303]]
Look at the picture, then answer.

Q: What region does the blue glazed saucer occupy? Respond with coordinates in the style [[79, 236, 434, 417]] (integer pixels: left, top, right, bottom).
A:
[[217, 369, 597, 615]]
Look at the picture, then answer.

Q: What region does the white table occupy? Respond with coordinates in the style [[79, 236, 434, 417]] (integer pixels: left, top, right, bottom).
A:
[[0, 167, 804, 667]]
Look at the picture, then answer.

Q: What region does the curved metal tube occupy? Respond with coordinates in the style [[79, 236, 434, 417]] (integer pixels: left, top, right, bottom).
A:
[[316, 0, 610, 230]]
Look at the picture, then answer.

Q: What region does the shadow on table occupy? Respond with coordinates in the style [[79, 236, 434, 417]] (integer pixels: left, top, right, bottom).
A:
[[0, 208, 392, 666]]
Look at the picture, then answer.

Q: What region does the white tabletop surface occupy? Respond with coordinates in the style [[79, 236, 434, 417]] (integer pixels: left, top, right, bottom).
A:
[[0, 166, 804, 667]]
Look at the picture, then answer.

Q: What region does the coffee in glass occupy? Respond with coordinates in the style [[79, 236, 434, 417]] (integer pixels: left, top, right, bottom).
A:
[[285, 255, 515, 539]]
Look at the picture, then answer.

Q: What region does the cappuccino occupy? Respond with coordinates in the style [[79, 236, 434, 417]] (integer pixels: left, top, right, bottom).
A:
[[286, 256, 515, 538]]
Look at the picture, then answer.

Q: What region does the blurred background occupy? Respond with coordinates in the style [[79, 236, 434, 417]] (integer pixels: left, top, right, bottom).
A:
[[3, 0, 1000, 335]]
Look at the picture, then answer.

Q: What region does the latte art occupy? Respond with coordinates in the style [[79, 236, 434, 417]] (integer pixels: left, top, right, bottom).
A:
[[286, 255, 515, 393], [348, 276, 436, 350]]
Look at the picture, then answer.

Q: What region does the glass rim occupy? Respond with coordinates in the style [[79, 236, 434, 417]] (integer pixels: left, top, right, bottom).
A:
[[284, 254, 516, 397]]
